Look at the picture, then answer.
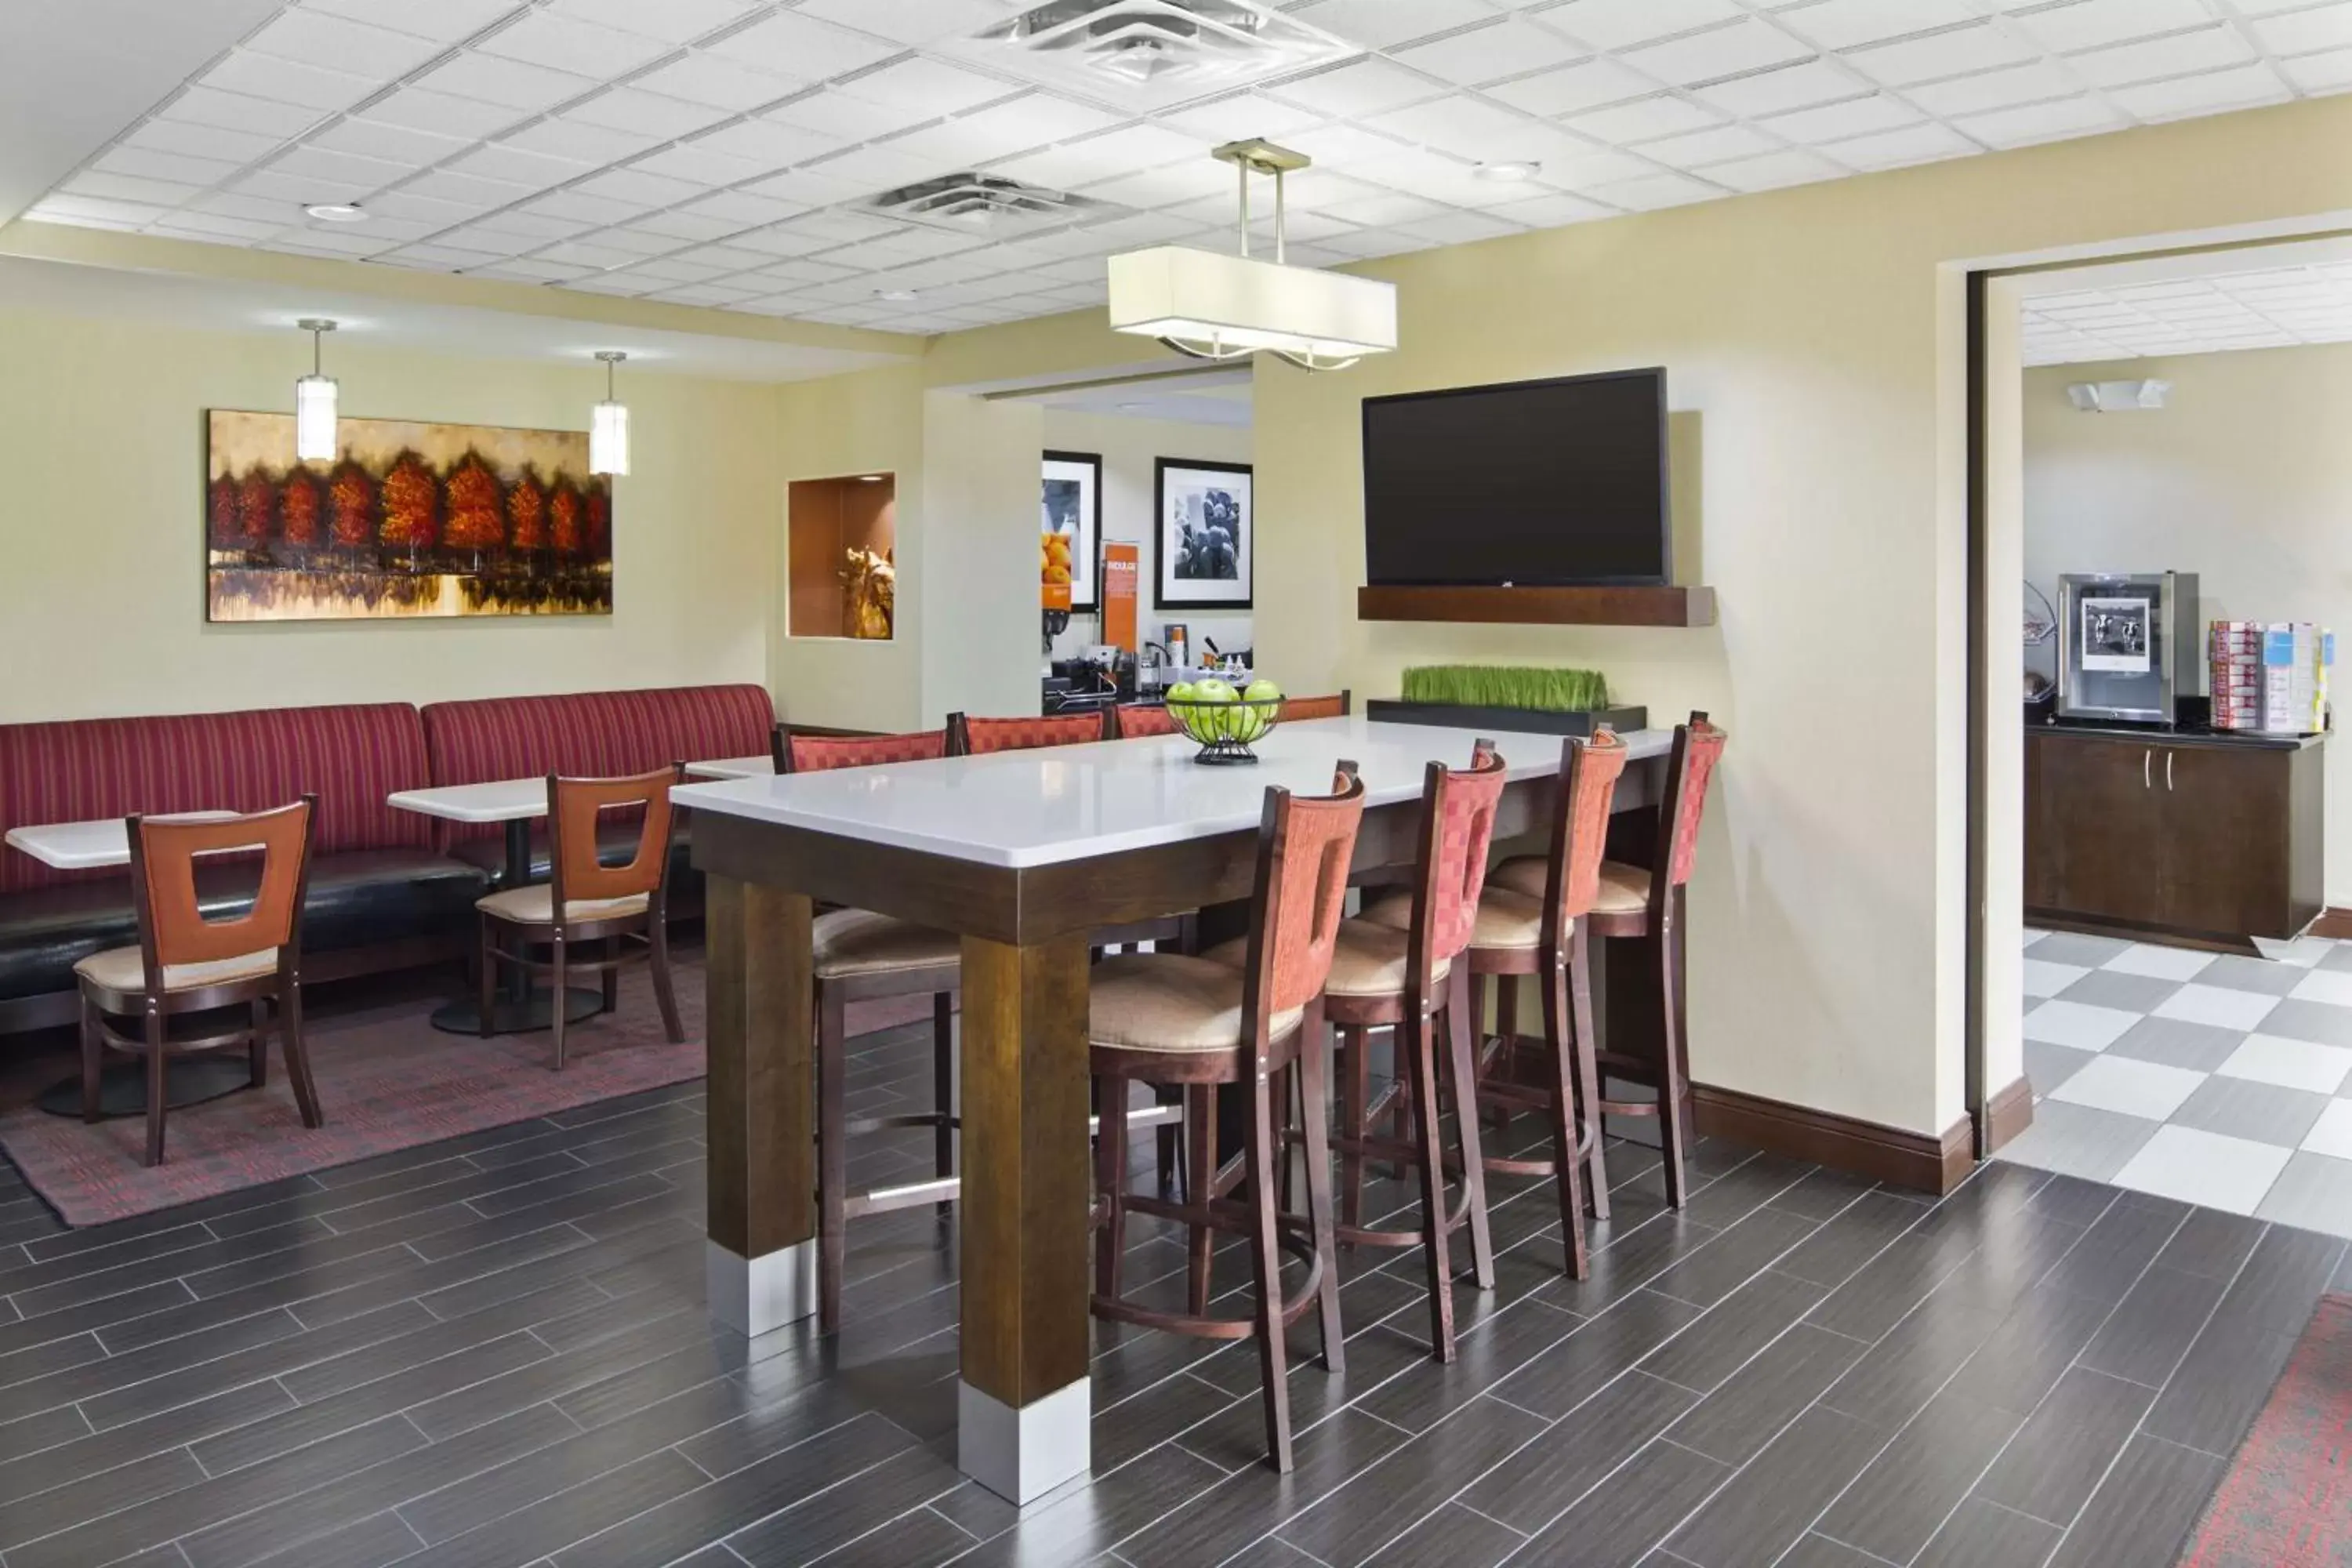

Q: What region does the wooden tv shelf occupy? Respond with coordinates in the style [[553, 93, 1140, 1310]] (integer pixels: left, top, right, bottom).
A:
[[1356, 583, 1717, 628]]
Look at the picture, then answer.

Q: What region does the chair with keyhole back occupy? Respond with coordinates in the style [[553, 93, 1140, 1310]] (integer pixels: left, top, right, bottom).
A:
[[1456, 730, 1628, 1278], [946, 710, 1112, 755], [75, 798, 321, 1167], [1304, 744, 1508, 1359], [1091, 763, 1366, 1474], [1488, 712, 1726, 1207], [775, 726, 966, 1334], [1279, 691, 1352, 722], [476, 767, 684, 1073]]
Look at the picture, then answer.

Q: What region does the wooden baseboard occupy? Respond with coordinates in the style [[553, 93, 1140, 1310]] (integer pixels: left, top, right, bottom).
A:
[[2310, 907, 2352, 939], [1980, 1075, 2034, 1156], [1692, 1083, 1975, 1195]]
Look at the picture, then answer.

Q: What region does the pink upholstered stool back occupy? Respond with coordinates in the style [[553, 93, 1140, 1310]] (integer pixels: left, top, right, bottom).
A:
[[779, 727, 948, 773], [1234, 764, 1368, 1046], [1412, 746, 1510, 975], [949, 711, 1109, 755], [1660, 713, 1727, 892], [1111, 705, 1181, 739], [1537, 729, 1631, 931]]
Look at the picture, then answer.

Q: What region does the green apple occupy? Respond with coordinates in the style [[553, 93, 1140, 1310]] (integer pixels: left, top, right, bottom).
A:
[[1165, 681, 1196, 705], [1243, 678, 1283, 704]]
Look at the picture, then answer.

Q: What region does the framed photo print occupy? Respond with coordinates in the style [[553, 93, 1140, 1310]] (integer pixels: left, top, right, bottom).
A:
[[1155, 458, 1252, 610], [1040, 450, 1102, 612]]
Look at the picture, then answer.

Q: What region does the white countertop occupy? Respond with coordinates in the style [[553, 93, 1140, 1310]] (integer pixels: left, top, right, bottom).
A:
[[386, 779, 550, 824], [674, 717, 1673, 870], [6, 811, 242, 869]]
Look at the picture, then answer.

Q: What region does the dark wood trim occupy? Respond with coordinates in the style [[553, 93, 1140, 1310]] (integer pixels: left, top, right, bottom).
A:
[[1356, 583, 1716, 628], [1690, 1083, 1975, 1196], [1965, 267, 1990, 1158], [0, 933, 465, 1037], [2024, 909, 2260, 958], [2310, 906, 2352, 939], [702, 877, 814, 1261], [1980, 1074, 2034, 1156]]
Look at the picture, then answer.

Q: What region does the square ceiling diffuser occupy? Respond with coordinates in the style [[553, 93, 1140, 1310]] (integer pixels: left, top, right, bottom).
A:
[[954, 0, 1354, 108], [864, 170, 1112, 234]]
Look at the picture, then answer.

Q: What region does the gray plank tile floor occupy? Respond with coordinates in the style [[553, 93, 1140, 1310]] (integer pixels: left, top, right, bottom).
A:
[[0, 1008, 2339, 1568]]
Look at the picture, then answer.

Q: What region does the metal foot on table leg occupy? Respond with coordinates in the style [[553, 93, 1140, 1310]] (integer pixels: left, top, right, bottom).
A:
[[705, 1240, 816, 1338], [958, 1377, 1091, 1504]]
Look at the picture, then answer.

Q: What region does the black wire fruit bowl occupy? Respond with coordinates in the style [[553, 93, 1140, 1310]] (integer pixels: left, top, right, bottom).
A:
[[1162, 696, 1282, 764]]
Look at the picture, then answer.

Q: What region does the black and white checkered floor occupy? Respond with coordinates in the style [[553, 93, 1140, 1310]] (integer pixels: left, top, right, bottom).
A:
[[2006, 927, 2352, 1236]]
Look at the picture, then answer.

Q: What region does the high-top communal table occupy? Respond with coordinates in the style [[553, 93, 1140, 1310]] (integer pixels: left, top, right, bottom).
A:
[[673, 716, 1675, 1503]]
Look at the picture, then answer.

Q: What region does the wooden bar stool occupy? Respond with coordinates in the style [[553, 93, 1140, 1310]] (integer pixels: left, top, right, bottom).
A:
[[77, 798, 322, 1167], [477, 767, 686, 1071], [1489, 713, 1726, 1207], [1307, 745, 1509, 1361], [1457, 731, 1628, 1277], [1091, 763, 1366, 1473]]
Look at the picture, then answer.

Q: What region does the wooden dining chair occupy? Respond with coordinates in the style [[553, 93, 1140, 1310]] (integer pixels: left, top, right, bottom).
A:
[[1458, 730, 1629, 1277], [1091, 763, 1365, 1473], [76, 798, 322, 1167], [476, 767, 684, 1071], [946, 710, 1112, 755], [1280, 690, 1352, 721], [1489, 712, 1726, 1207]]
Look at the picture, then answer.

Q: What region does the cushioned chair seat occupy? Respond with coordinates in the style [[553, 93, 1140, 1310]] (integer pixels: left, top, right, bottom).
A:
[[76, 944, 278, 995], [1363, 887, 1551, 951], [1088, 953, 1304, 1054], [811, 909, 961, 979], [1202, 921, 1451, 998], [477, 885, 648, 924], [0, 848, 491, 1004], [1487, 857, 1652, 916]]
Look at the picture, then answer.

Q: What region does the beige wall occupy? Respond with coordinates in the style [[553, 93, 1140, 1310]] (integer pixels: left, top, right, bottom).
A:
[[1040, 409, 1253, 666], [0, 307, 779, 723], [2024, 343, 2352, 901]]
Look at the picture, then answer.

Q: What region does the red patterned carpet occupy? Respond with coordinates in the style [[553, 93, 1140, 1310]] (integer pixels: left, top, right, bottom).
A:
[[0, 959, 940, 1227], [2180, 1292, 2352, 1567]]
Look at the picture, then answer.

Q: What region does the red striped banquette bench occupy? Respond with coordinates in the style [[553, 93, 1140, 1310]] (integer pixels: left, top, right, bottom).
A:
[[0, 702, 486, 1033]]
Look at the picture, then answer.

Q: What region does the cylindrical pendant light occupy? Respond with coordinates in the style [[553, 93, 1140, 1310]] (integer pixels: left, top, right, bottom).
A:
[[590, 350, 630, 476], [294, 318, 338, 462]]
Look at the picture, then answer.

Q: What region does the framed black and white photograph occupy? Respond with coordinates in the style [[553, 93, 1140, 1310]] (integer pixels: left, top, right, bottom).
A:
[[1155, 458, 1252, 610], [1040, 449, 1101, 612]]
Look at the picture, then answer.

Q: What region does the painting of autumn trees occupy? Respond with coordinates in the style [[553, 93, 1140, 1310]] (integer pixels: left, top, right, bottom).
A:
[[206, 410, 612, 622]]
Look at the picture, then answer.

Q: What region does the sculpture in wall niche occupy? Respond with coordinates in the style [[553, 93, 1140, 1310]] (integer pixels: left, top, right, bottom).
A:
[[840, 546, 895, 640]]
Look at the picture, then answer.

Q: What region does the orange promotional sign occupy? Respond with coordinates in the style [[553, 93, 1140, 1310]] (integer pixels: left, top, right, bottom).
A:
[[1102, 541, 1139, 652]]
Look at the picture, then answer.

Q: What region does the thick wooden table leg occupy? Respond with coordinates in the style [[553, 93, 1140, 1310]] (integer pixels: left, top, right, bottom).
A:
[[703, 877, 817, 1336], [956, 932, 1092, 1504]]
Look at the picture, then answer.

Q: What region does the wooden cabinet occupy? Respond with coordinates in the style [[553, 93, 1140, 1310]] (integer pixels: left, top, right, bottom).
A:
[[2025, 728, 2325, 946]]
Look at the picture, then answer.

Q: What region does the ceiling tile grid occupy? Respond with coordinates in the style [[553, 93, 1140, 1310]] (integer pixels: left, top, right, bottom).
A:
[[22, 0, 2352, 336], [2021, 259, 2352, 363]]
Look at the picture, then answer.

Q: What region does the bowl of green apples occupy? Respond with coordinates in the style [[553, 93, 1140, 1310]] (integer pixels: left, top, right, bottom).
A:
[[1160, 677, 1285, 764]]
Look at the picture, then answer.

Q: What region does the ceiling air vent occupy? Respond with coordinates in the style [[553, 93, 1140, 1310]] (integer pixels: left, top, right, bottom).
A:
[[864, 172, 1108, 235], [972, 0, 1350, 92]]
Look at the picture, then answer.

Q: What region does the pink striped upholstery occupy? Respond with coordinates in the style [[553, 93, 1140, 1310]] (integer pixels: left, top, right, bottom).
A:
[[0, 704, 430, 893], [419, 684, 774, 848], [786, 730, 946, 772], [1111, 706, 1181, 739]]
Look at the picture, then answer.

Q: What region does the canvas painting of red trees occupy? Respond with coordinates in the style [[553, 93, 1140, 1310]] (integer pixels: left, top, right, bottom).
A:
[[206, 410, 612, 621]]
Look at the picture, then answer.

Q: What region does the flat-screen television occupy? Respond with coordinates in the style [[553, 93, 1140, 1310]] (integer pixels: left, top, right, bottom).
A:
[[1361, 368, 1670, 586]]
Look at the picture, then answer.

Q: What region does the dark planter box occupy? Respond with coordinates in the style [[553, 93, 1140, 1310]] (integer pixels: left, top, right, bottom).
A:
[[1364, 699, 1648, 737]]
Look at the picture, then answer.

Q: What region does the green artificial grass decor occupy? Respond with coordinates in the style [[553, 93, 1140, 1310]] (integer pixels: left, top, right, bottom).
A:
[[1399, 665, 1610, 713]]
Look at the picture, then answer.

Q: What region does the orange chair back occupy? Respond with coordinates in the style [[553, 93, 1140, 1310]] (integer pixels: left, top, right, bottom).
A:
[[1237, 765, 1368, 1033], [1400, 746, 1509, 978], [129, 798, 314, 973], [549, 767, 677, 906], [1660, 713, 1726, 891], [1112, 705, 1181, 739], [1279, 691, 1351, 722], [782, 728, 948, 772], [950, 711, 1111, 755], [1531, 730, 1629, 933]]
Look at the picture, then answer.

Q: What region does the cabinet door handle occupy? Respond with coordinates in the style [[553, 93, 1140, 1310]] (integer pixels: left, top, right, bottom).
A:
[[2144, 749, 2152, 789], [2167, 752, 2175, 791]]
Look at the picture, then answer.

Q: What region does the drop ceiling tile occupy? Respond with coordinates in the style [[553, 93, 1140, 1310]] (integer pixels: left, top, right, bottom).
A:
[[688, 118, 848, 167], [1636, 122, 1783, 167], [612, 255, 732, 282], [1271, 121, 1422, 168], [760, 90, 915, 142], [1487, 57, 1660, 116], [633, 207, 768, 239], [244, 9, 445, 76], [909, 93, 1123, 160], [2073, 27, 2257, 89], [447, 143, 592, 189], [671, 242, 775, 270], [417, 51, 599, 111], [1152, 93, 1327, 143], [304, 0, 522, 45], [2109, 61, 2290, 118], [1484, 189, 1614, 224], [636, 54, 803, 111], [706, 12, 902, 78], [1395, 209, 1526, 244], [226, 169, 343, 203], [1958, 93, 2123, 147], [276, 230, 405, 257], [752, 256, 862, 284], [1700, 146, 1845, 189], [25, 207, 147, 233], [575, 165, 710, 205], [585, 224, 696, 252], [201, 51, 380, 112], [561, 272, 662, 293], [1388, 17, 1584, 85], [725, 223, 836, 256], [1825, 118, 1977, 168], [449, 209, 594, 241], [800, 141, 945, 191], [401, 168, 539, 206], [1079, 160, 1248, 209], [681, 190, 808, 225], [472, 257, 597, 280], [739, 166, 873, 206], [496, 119, 655, 167], [122, 118, 281, 165], [1583, 169, 1722, 208], [1692, 58, 1867, 117], [93, 147, 243, 187], [521, 188, 648, 224], [1363, 95, 1544, 158], [152, 211, 289, 241], [653, 280, 770, 303], [1563, 94, 1723, 143], [543, 0, 759, 44], [793, 0, 1005, 48], [33, 194, 170, 226], [1774, 0, 1980, 49], [1316, 191, 1455, 226], [1906, 59, 2080, 116], [2258, 6, 2352, 56], [1623, 16, 1814, 85], [158, 85, 330, 138], [1296, 226, 1431, 258], [835, 56, 1019, 116], [267, 146, 419, 191], [1848, 21, 2034, 85], [1762, 90, 1922, 142], [1288, 0, 1497, 50], [2014, 0, 2213, 55], [476, 11, 677, 77], [1248, 169, 1385, 212], [353, 88, 524, 140], [629, 143, 770, 186], [564, 88, 732, 137], [532, 239, 646, 268], [1534, 146, 1658, 188], [1266, 58, 1447, 118], [1542, 0, 1742, 52], [989, 122, 1204, 187], [362, 189, 495, 223], [311, 118, 475, 168]]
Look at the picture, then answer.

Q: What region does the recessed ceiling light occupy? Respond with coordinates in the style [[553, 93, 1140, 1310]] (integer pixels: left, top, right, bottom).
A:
[[875, 289, 919, 303], [303, 201, 368, 222], [1475, 162, 1540, 184]]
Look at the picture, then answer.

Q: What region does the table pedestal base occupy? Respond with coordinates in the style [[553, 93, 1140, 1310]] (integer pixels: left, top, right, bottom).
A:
[[959, 1377, 1091, 1504], [38, 1056, 257, 1118], [429, 988, 605, 1036], [706, 1239, 816, 1338]]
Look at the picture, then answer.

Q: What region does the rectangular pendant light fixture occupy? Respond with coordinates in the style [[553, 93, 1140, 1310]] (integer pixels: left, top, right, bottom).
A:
[[591, 350, 630, 476], [294, 318, 338, 462]]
